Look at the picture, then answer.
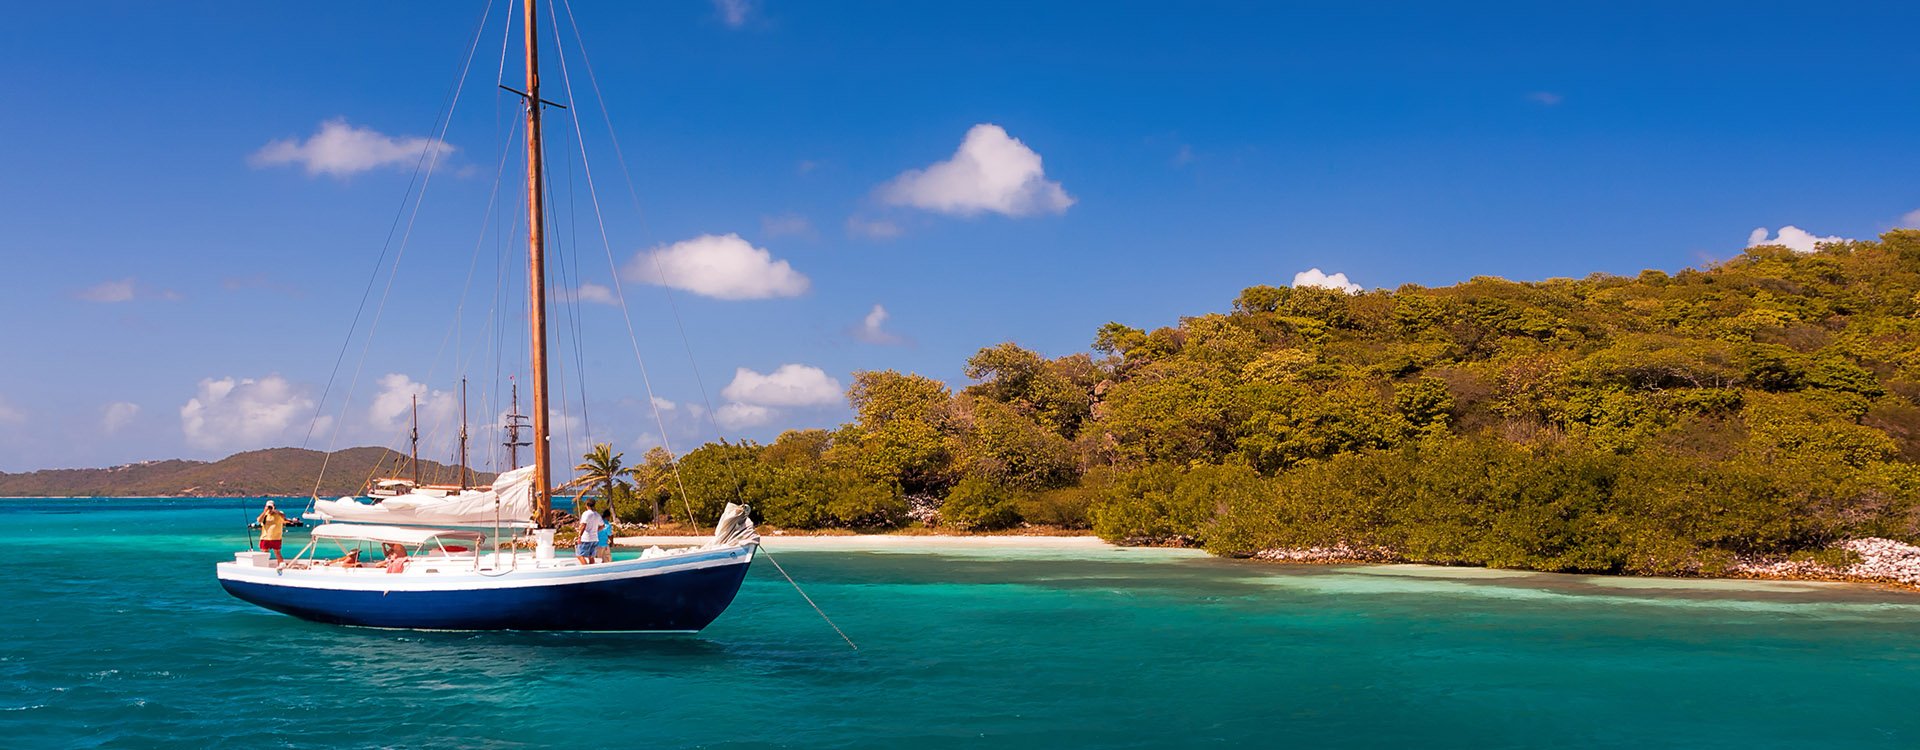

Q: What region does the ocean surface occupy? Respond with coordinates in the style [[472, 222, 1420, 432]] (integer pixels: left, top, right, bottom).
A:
[[6, 499, 1920, 749]]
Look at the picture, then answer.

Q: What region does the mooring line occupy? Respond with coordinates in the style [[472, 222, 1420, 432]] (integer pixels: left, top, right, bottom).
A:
[[761, 549, 858, 651]]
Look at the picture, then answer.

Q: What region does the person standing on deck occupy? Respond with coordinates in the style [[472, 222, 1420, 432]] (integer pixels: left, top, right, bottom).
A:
[[597, 513, 614, 563], [256, 501, 288, 563], [576, 503, 605, 565]]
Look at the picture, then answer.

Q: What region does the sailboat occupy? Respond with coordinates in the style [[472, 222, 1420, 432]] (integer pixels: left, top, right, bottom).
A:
[[215, 0, 760, 632]]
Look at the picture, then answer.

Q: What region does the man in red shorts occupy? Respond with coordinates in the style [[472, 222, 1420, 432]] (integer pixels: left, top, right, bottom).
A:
[[256, 500, 288, 563]]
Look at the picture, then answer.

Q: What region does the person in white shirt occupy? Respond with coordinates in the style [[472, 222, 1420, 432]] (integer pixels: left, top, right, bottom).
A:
[[576, 504, 605, 564]]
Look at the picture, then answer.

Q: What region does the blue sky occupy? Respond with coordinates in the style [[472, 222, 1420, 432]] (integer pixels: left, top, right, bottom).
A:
[[1, 0, 1917, 473]]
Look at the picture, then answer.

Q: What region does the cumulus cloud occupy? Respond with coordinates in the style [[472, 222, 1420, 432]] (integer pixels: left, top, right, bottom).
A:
[[1747, 226, 1848, 254], [713, 0, 752, 28], [721, 364, 843, 407], [0, 396, 24, 425], [846, 215, 903, 239], [72, 277, 180, 303], [180, 375, 328, 452], [761, 213, 814, 238], [1899, 209, 1920, 229], [879, 124, 1074, 217], [1292, 268, 1362, 294], [715, 403, 774, 430], [575, 282, 618, 305], [854, 304, 904, 345], [250, 118, 455, 177], [623, 233, 809, 300], [649, 396, 678, 412], [367, 374, 458, 437], [76, 278, 136, 303], [1172, 143, 1195, 168], [102, 401, 140, 435]]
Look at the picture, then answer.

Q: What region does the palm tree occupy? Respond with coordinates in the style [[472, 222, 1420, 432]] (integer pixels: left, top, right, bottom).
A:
[[558, 443, 629, 524]]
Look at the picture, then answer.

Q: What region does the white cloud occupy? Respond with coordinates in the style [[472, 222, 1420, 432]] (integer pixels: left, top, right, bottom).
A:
[[0, 396, 23, 425], [715, 403, 774, 430], [1527, 91, 1564, 106], [368, 373, 458, 437], [761, 213, 814, 238], [1898, 209, 1920, 229], [73, 277, 178, 303], [721, 364, 843, 407], [650, 396, 678, 412], [879, 123, 1074, 217], [713, 0, 752, 28], [623, 233, 809, 300], [1172, 144, 1195, 167], [846, 215, 903, 239], [575, 282, 618, 305], [1292, 268, 1362, 294], [180, 375, 328, 452], [76, 278, 136, 303], [250, 118, 455, 177], [854, 304, 903, 345], [1747, 226, 1848, 254], [102, 401, 140, 435]]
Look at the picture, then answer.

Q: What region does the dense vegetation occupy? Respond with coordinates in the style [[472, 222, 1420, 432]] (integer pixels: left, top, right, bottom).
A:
[[621, 231, 1920, 576], [0, 447, 492, 497]]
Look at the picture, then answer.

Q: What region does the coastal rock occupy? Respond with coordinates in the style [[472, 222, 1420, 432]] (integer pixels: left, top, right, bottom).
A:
[[1253, 544, 1399, 564], [1732, 537, 1920, 586], [905, 494, 939, 525]]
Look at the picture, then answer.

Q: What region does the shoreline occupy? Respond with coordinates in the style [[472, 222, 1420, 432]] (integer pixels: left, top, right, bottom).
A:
[[615, 533, 1120, 551], [1245, 539, 1920, 594], [615, 532, 1920, 594]]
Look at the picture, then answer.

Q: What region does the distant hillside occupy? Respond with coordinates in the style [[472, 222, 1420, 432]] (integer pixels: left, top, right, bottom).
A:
[[0, 447, 499, 498]]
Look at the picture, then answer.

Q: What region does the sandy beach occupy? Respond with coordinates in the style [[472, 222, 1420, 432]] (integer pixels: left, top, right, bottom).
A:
[[614, 533, 1120, 552]]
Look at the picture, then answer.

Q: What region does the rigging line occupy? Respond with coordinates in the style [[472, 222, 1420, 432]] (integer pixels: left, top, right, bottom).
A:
[[305, 0, 498, 502], [540, 134, 580, 468], [542, 122, 588, 453], [409, 114, 522, 468], [310, 0, 493, 499], [556, 0, 741, 496], [544, 0, 696, 526], [558, 96, 595, 449], [495, 0, 517, 87], [762, 548, 859, 651]]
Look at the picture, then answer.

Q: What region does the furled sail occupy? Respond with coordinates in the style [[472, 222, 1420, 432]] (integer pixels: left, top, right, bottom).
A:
[[308, 465, 537, 528], [708, 503, 759, 548]]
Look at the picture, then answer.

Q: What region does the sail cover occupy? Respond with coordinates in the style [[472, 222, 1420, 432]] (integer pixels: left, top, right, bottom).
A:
[[308, 466, 537, 528]]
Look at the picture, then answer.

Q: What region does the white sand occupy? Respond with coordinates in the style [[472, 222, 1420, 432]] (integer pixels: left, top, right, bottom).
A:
[[610, 534, 1217, 561], [614, 534, 1114, 550]]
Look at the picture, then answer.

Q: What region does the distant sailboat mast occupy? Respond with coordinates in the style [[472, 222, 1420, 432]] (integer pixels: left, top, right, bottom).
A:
[[409, 394, 420, 486], [457, 378, 470, 490], [504, 381, 531, 469]]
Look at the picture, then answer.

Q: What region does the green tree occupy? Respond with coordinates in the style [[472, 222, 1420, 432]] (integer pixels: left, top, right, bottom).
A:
[[557, 443, 630, 524]]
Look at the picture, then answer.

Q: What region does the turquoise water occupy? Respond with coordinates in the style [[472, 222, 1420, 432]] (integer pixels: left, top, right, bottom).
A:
[[7, 499, 1920, 749]]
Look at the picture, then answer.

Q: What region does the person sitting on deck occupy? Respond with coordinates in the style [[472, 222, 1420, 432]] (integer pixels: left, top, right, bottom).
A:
[[327, 549, 362, 567], [381, 542, 410, 573], [577, 502, 605, 565]]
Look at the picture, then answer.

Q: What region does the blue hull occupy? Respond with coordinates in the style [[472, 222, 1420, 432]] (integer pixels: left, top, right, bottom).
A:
[[220, 560, 752, 631]]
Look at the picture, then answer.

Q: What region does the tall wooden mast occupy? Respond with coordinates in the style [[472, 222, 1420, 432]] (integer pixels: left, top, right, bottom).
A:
[[523, 0, 554, 528]]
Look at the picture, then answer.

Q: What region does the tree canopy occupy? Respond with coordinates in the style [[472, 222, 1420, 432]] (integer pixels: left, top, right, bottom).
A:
[[645, 231, 1920, 574]]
